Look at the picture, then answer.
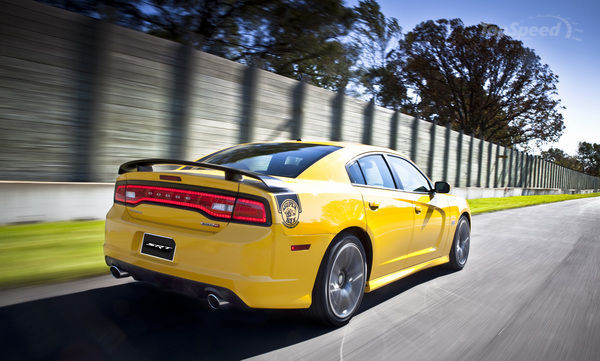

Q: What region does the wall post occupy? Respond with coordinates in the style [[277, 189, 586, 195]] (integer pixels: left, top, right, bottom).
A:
[[389, 111, 399, 150], [466, 134, 474, 187], [455, 129, 463, 187], [524, 155, 531, 188], [168, 44, 195, 160], [493, 144, 500, 188], [486, 141, 493, 188], [291, 81, 306, 140], [71, 18, 112, 181], [410, 116, 419, 164], [362, 99, 375, 145], [508, 148, 514, 187], [330, 90, 344, 141], [477, 138, 484, 187], [443, 123, 451, 182], [239, 65, 259, 143], [427, 121, 437, 178]]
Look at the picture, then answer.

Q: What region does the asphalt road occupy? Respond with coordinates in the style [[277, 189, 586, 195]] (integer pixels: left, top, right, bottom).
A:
[[1, 197, 599, 361]]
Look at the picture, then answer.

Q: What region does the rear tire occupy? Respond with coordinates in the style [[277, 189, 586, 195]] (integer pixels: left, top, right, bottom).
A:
[[447, 215, 470, 270], [310, 233, 367, 327]]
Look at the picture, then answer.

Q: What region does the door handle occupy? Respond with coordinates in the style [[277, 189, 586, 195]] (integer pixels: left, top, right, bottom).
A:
[[368, 202, 380, 210], [415, 206, 422, 214]]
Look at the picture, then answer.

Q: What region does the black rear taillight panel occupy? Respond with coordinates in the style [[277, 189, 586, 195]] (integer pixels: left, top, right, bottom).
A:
[[114, 180, 272, 226]]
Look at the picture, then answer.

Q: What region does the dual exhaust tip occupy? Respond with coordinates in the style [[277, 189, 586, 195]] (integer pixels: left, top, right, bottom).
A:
[[110, 265, 130, 279], [110, 265, 229, 310], [207, 292, 229, 310]]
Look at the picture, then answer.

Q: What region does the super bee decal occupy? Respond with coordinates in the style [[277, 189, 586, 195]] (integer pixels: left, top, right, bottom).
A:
[[276, 194, 302, 228]]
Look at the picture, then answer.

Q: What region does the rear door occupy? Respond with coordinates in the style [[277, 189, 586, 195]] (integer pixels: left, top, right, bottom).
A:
[[349, 154, 414, 279], [385, 155, 447, 267]]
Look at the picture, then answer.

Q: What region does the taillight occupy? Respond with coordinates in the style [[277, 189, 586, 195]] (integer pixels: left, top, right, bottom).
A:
[[115, 185, 126, 203], [114, 184, 268, 225], [233, 198, 267, 223]]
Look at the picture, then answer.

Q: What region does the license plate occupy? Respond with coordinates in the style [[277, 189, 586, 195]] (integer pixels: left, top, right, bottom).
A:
[[141, 233, 176, 261]]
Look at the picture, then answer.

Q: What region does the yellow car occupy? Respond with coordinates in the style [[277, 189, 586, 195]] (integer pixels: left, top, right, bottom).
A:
[[104, 141, 471, 326]]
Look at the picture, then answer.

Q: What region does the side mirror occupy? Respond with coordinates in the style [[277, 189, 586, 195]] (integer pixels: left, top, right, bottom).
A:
[[434, 181, 450, 194]]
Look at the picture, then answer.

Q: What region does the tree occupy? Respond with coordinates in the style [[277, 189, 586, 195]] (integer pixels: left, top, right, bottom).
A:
[[350, 0, 406, 108], [39, 0, 356, 91], [385, 19, 564, 148], [541, 147, 582, 172], [577, 142, 600, 176], [37, 0, 145, 26], [236, 0, 356, 90]]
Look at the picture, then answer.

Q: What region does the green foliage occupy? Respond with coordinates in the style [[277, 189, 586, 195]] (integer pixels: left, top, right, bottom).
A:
[[42, 0, 356, 91], [40, 1, 568, 147], [244, 0, 356, 90], [351, 0, 405, 107], [541, 147, 582, 172], [540, 143, 600, 176], [577, 142, 600, 176], [385, 19, 565, 148]]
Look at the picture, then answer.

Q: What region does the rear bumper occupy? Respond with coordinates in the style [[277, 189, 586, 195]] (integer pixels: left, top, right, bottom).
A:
[[103, 204, 332, 309], [105, 256, 247, 307]]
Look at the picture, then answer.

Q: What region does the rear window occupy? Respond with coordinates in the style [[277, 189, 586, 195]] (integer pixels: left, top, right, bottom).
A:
[[200, 143, 341, 178]]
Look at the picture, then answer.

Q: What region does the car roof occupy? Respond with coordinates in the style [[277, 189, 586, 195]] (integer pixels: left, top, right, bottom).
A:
[[241, 140, 410, 159], [234, 140, 414, 183], [197, 140, 415, 183]]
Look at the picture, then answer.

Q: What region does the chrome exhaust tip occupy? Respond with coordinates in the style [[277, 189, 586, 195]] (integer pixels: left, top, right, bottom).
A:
[[207, 293, 229, 310], [110, 265, 130, 279]]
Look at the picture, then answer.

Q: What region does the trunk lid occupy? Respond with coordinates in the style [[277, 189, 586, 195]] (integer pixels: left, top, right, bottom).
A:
[[119, 169, 240, 233]]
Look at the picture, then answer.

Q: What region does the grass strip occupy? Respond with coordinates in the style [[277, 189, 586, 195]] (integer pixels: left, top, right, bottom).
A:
[[0, 220, 107, 288], [1, 192, 599, 288], [468, 192, 600, 215]]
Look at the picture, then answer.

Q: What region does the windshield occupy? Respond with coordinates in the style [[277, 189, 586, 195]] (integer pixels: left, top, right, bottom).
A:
[[200, 143, 341, 178]]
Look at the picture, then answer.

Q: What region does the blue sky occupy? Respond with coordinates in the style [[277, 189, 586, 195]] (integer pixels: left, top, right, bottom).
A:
[[348, 0, 600, 154]]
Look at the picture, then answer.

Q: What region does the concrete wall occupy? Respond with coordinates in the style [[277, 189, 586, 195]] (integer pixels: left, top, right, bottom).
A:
[[0, 181, 114, 223], [0, 181, 593, 224], [0, 0, 599, 221], [450, 187, 563, 200]]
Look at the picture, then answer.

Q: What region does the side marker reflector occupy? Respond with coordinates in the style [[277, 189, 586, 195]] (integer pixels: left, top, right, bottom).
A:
[[291, 244, 311, 251]]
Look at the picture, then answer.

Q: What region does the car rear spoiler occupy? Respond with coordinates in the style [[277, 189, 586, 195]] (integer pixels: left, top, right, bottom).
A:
[[118, 158, 290, 192]]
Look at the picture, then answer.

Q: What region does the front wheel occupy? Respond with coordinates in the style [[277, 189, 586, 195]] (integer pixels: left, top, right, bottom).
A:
[[310, 234, 367, 326], [446, 215, 470, 270]]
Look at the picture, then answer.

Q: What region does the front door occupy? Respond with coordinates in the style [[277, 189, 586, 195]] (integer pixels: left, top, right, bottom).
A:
[[385, 155, 447, 267]]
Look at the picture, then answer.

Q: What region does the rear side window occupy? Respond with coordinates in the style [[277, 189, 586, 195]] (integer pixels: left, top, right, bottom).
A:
[[201, 143, 341, 178], [347, 161, 366, 185], [357, 155, 395, 189]]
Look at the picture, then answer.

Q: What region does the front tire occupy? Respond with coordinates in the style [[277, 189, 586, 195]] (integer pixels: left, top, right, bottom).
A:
[[310, 233, 367, 326], [447, 215, 470, 270]]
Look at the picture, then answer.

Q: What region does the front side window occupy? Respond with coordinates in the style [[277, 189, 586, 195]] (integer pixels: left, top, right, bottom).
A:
[[386, 156, 431, 192], [356, 155, 396, 189], [200, 143, 341, 178]]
